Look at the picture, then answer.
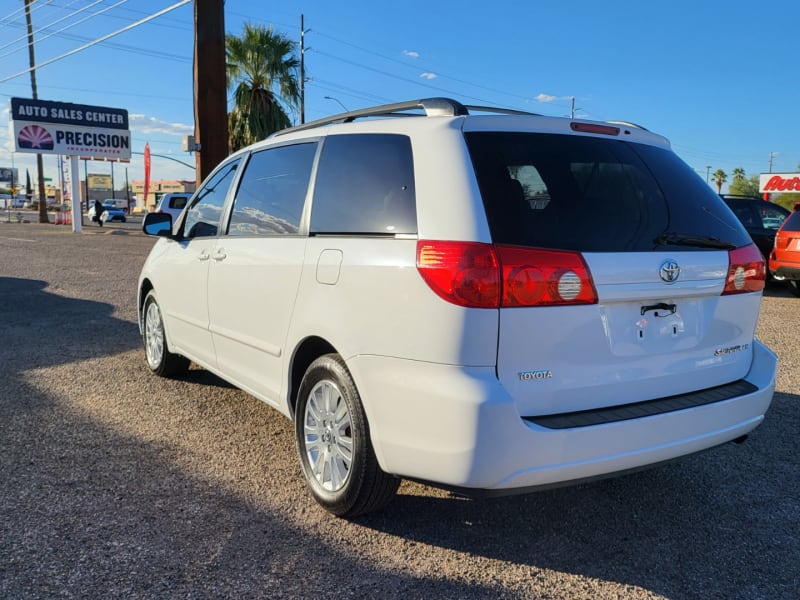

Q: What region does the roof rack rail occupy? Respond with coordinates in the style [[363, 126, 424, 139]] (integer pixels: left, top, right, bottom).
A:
[[606, 120, 648, 131], [464, 104, 539, 116], [271, 97, 542, 138], [272, 97, 470, 137]]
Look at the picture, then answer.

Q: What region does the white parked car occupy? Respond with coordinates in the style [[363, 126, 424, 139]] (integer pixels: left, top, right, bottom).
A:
[[138, 98, 777, 517], [154, 192, 191, 222], [88, 200, 126, 224]]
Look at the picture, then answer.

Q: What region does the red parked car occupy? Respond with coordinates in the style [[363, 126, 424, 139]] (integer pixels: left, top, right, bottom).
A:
[[770, 209, 800, 296]]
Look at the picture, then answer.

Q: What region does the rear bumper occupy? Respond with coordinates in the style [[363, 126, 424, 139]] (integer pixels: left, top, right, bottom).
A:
[[770, 264, 800, 281], [348, 339, 777, 491]]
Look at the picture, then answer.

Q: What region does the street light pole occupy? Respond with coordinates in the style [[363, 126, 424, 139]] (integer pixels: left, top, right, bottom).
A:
[[324, 96, 348, 112], [706, 165, 711, 184]]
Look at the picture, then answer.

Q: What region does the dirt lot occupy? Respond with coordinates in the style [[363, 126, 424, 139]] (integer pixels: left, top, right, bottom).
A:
[[1, 223, 797, 599]]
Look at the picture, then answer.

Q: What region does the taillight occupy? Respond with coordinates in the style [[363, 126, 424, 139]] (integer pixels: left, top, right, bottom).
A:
[[416, 241, 597, 308], [723, 244, 765, 295], [775, 232, 791, 249], [416, 241, 499, 308], [497, 246, 597, 306]]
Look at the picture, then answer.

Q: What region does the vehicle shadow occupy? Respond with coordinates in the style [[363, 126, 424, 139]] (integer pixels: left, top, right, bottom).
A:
[[763, 280, 796, 298], [2, 274, 796, 598], [356, 389, 799, 599], [0, 276, 499, 598]]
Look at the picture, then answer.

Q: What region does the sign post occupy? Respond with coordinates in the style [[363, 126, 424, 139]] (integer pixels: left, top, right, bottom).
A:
[[8, 97, 131, 233]]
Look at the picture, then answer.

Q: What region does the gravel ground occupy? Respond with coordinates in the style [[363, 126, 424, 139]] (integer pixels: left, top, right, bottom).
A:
[[1, 223, 797, 599]]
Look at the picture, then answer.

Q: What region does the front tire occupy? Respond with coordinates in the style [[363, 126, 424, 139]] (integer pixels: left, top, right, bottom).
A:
[[142, 290, 189, 376], [295, 354, 399, 517]]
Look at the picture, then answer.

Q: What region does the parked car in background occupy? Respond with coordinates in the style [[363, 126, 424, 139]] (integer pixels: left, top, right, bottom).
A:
[[769, 209, 800, 296], [102, 198, 130, 210], [88, 200, 126, 223], [154, 192, 191, 221], [721, 195, 789, 274], [137, 97, 777, 517]]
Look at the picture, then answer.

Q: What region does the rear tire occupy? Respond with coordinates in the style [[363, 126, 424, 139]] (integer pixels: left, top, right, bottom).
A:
[[787, 280, 800, 297], [142, 290, 189, 377], [295, 354, 399, 517]]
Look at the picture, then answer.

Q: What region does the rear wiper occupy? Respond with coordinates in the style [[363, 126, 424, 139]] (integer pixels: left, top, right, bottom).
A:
[[653, 233, 736, 250]]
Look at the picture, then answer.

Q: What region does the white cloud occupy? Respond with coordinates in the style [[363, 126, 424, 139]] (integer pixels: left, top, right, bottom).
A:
[[420, 72, 437, 80], [129, 114, 193, 137], [403, 50, 420, 59], [535, 93, 558, 103]]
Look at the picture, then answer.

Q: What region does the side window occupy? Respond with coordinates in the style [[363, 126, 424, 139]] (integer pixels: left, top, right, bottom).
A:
[[227, 142, 317, 236], [759, 204, 788, 230], [310, 134, 416, 235], [183, 159, 240, 239]]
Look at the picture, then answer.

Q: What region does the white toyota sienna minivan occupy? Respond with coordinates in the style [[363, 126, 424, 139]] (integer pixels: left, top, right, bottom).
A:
[[138, 98, 777, 516]]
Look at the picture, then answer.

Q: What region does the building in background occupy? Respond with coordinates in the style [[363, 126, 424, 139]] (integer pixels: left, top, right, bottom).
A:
[[131, 179, 196, 211]]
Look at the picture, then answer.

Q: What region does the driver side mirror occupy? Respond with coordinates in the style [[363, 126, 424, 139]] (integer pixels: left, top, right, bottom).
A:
[[142, 212, 175, 238]]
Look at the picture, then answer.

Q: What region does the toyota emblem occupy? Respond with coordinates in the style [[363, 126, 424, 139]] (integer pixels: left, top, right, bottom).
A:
[[659, 259, 680, 283]]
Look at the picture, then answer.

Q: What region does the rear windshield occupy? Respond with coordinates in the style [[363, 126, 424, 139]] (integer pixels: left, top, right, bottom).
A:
[[781, 211, 800, 232], [169, 196, 188, 210], [465, 132, 751, 252]]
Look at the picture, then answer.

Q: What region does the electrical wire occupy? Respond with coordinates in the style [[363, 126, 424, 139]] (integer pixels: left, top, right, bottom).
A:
[[0, 0, 127, 60], [0, 0, 191, 83]]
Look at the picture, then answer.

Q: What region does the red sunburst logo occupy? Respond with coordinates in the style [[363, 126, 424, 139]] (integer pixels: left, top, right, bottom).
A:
[[18, 125, 54, 150]]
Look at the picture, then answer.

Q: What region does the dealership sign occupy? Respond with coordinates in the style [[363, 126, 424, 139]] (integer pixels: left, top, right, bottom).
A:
[[760, 173, 800, 193], [8, 98, 131, 160]]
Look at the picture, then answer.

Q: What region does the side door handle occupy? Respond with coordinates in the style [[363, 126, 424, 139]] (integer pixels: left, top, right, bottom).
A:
[[212, 248, 227, 262], [197, 250, 210, 261]]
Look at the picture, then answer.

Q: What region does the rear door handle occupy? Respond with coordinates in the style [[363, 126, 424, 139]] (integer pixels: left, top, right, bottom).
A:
[[212, 249, 227, 261]]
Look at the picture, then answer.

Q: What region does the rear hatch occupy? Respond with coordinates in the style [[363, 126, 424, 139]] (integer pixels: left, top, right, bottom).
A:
[[465, 126, 763, 416], [774, 211, 800, 266]]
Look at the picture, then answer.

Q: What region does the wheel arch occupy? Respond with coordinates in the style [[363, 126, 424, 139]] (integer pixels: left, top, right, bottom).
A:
[[138, 278, 154, 333], [288, 336, 337, 419]]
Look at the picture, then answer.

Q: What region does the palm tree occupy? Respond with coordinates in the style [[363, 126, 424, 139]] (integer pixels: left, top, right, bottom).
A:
[[226, 24, 300, 152], [732, 167, 745, 182], [714, 169, 727, 194]]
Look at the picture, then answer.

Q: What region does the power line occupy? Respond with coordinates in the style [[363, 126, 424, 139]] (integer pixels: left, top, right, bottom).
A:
[[0, 0, 127, 60], [0, 1, 192, 68], [0, 0, 53, 28], [0, 0, 191, 83]]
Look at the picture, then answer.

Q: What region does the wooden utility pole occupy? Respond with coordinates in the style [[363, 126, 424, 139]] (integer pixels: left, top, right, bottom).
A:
[[193, 0, 228, 183], [300, 14, 307, 124], [23, 0, 48, 223]]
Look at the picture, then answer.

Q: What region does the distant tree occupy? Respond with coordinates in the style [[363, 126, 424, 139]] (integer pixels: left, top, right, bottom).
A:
[[772, 193, 800, 211], [713, 169, 727, 193], [729, 175, 760, 197], [732, 167, 746, 182], [226, 23, 300, 152]]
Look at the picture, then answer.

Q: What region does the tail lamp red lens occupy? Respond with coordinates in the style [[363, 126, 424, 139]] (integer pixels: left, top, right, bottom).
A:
[[723, 244, 765, 294], [416, 241, 597, 308]]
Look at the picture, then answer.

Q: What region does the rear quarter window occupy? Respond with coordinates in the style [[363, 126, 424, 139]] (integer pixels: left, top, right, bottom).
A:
[[466, 132, 751, 252], [310, 134, 417, 235]]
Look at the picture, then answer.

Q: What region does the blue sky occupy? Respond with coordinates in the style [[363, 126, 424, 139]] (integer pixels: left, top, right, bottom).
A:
[[1, 0, 798, 190]]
